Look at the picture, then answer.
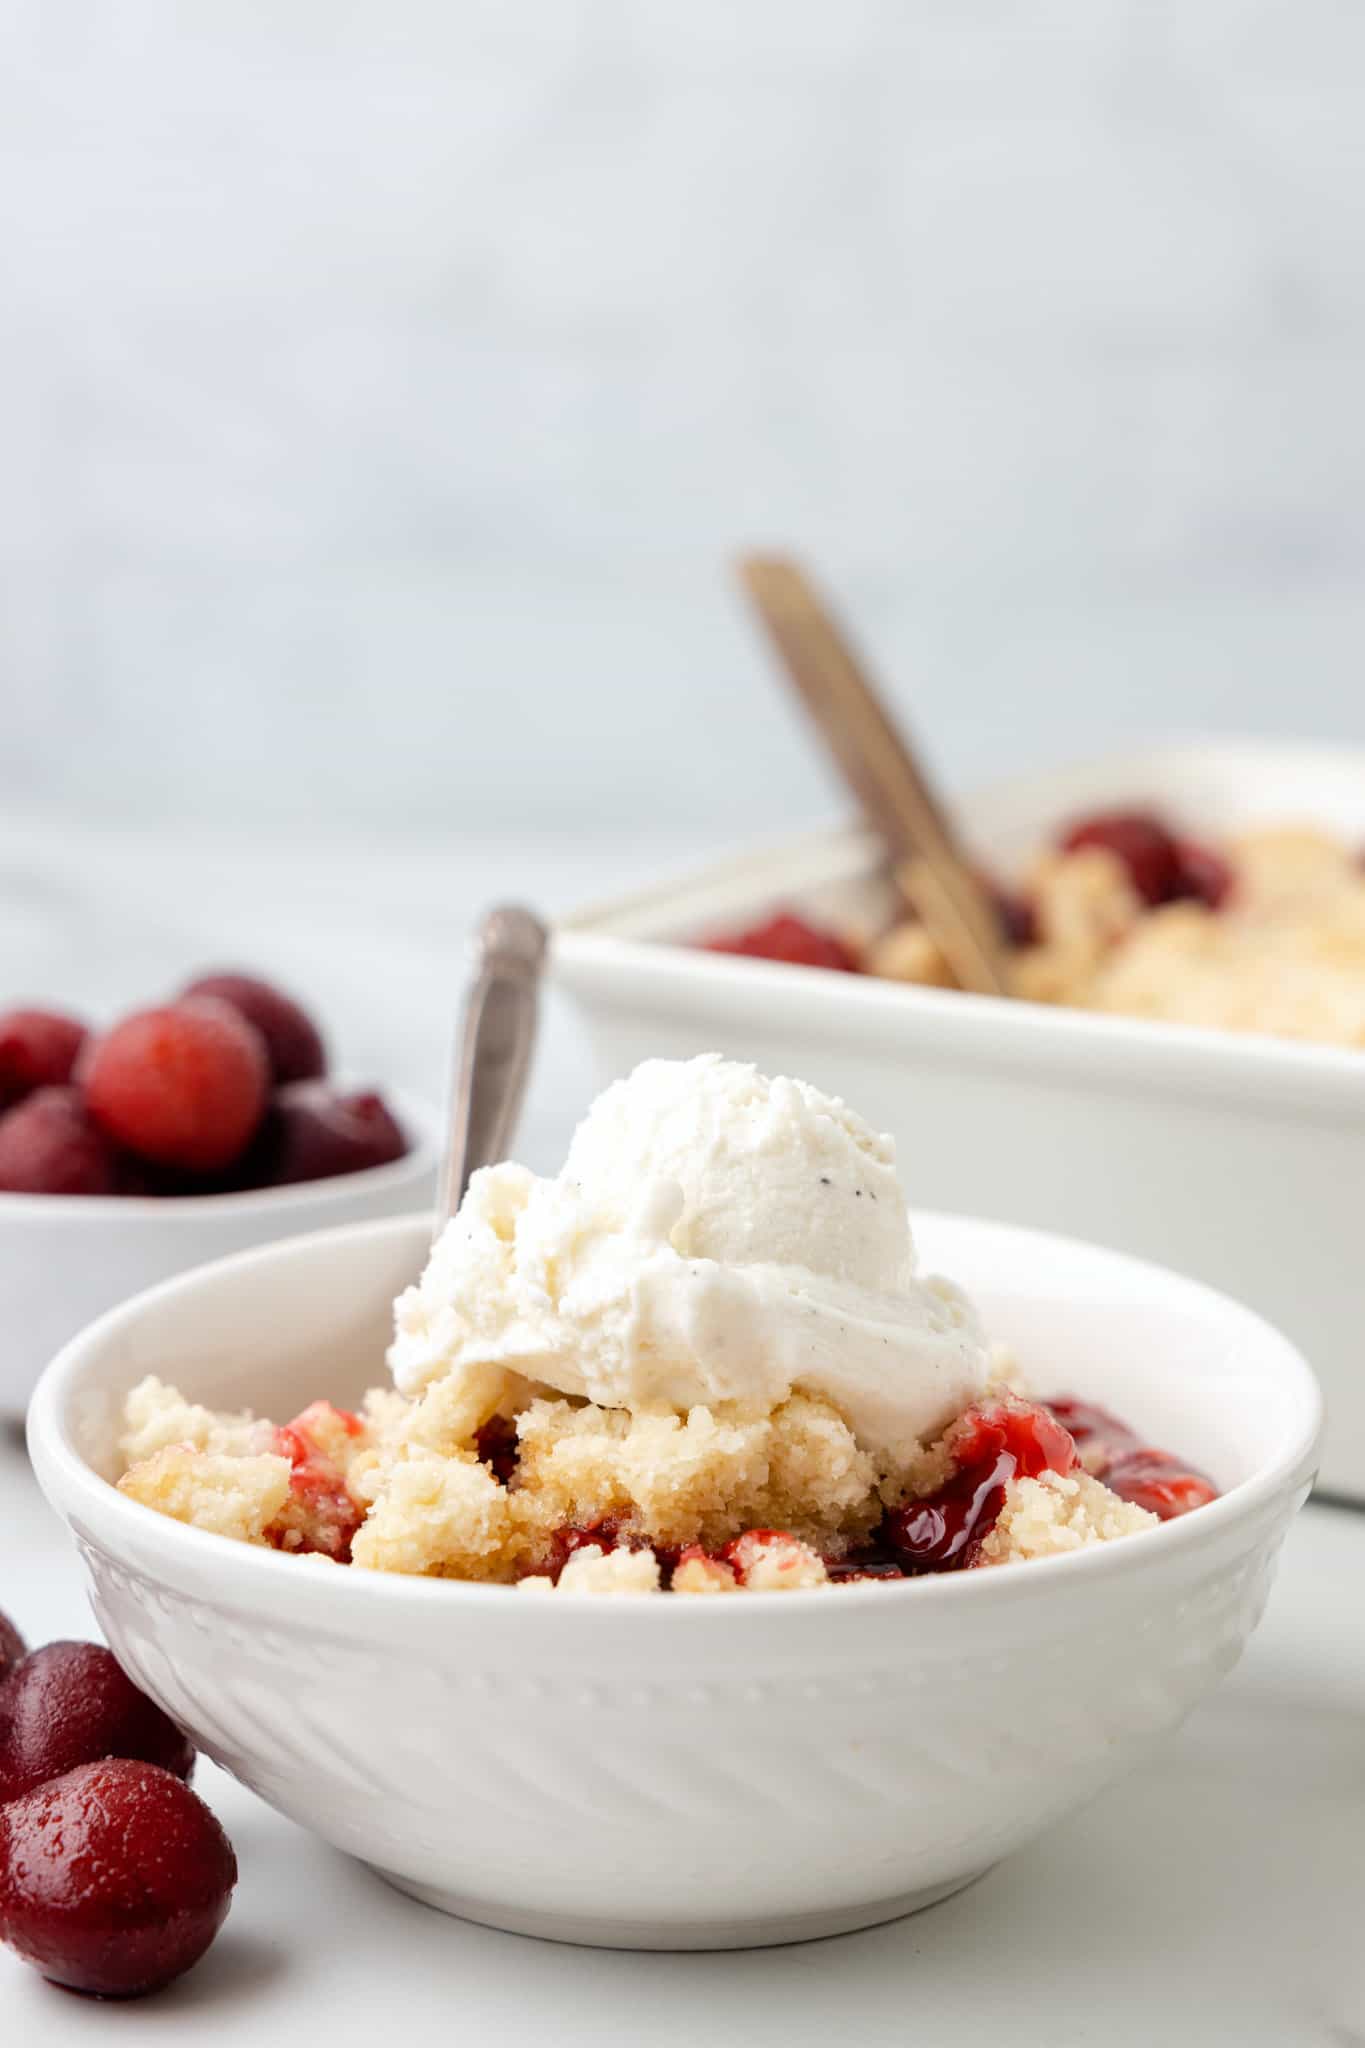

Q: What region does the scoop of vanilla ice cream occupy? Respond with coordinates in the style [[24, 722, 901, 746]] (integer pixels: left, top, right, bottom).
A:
[[389, 1055, 989, 1462], [558, 1055, 913, 1290]]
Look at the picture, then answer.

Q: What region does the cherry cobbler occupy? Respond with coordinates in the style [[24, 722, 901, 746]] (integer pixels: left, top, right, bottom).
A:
[[708, 812, 1365, 1049], [115, 1376, 1213, 1593], [113, 1057, 1217, 1595]]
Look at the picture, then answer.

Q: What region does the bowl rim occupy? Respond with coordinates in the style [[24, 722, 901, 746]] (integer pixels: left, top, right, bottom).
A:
[[551, 734, 1365, 1115], [27, 1208, 1323, 1624], [553, 930, 1365, 1111], [0, 1082, 442, 1223]]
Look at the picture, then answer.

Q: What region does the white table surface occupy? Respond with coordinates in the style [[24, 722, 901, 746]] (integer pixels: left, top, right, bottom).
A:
[[2, 818, 1363, 2043]]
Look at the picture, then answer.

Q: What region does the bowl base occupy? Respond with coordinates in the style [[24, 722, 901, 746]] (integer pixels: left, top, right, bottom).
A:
[[369, 1864, 991, 1951]]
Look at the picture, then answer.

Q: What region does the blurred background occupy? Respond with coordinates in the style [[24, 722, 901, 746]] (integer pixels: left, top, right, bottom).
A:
[[4, 0, 1364, 1143]]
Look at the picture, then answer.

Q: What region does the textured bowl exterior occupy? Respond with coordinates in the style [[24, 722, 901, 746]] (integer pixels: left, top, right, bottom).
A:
[[0, 1085, 439, 1415], [28, 1213, 1320, 1949], [555, 739, 1365, 1498], [69, 1494, 1294, 1947]]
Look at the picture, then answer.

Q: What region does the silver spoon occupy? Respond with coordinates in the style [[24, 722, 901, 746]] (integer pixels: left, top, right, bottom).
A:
[[435, 904, 548, 1235]]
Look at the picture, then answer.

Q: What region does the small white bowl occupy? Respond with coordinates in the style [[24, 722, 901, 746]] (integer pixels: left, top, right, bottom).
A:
[[0, 1086, 439, 1416], [27, 1211, 1319, 1951], [554, 739, 1365, 1498]]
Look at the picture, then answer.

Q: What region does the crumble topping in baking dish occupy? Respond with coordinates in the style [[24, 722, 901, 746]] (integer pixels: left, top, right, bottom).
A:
[[710, 817, 1365, 1050]]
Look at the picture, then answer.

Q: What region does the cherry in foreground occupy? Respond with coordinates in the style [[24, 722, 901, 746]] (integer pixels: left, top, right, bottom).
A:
[[0, 1640, 195, 1804], [0, 1759, 236, 1999]]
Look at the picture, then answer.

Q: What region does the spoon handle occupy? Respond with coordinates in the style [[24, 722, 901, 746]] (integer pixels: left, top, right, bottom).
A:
[[437, 905, 547, 1235], [735, 553, 1008, 997]]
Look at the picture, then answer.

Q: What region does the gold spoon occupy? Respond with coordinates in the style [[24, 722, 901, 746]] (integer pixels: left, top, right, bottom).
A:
[[735, 554, 1008, 997]]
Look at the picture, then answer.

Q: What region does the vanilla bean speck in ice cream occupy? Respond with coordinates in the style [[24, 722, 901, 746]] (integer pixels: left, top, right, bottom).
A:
[[389, 1054, 989, 1462]]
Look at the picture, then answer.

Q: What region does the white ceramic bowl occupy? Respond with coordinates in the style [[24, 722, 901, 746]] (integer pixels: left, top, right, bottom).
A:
[[0, 1086, 439, 1417], [554, 739, 1364, 1498], [27, 1211, 1319, 1951]]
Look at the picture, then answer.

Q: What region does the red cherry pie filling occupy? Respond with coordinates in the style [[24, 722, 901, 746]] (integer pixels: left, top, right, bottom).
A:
[[116, 1377, 1218, 1594], [705, 912, 860, 973], [265, 1402, 366, 1562], [1042, 1396, 1218, 1519], [530, 1393, 1216, 1592]]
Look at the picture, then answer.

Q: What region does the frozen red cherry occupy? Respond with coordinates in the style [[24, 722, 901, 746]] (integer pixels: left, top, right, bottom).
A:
[[84, 1002, 269, 1172], [706, 912, 859, 972], [0, 1089, 121, 1196], [0, 1641, 195, 1803], [0, 1758, 236, 1999], [181, 971, 327, 1085], [245, 1083, 407, 1187], [0, 1611, 25, 1682], [0, 1009, 87, 1111]]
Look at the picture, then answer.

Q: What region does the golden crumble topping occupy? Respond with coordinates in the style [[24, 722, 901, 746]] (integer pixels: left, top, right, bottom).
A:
[[726, 1531, 829, 1590], [859, 821, 1365, 1049], [118, 1375, 274, 1465], [506, 1392, 880, 1565], [111, 1366, 1185, 1594], [118, 1445, 291, 1545], [978, 1470, 1156, 1565], [670, 1549, 739, 1595], [350, 1453, 511, 1579], [555, 1545, 662, 1595]]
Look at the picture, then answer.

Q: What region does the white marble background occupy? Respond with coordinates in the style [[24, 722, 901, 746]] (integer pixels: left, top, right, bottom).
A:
[[3, 1, 1365, 843]]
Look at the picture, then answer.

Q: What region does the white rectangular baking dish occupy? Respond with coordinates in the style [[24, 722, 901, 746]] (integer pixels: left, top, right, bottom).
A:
[[554, 740, 1365, 1499]]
